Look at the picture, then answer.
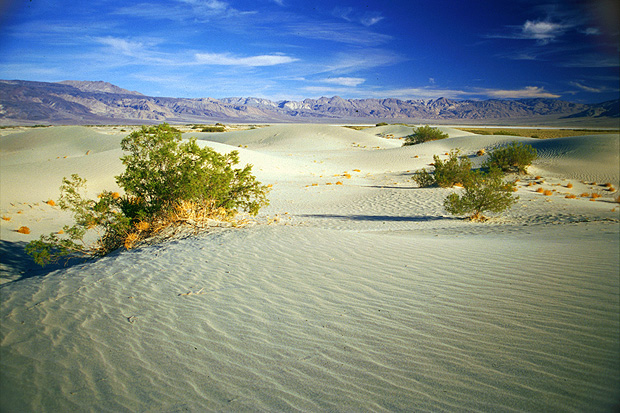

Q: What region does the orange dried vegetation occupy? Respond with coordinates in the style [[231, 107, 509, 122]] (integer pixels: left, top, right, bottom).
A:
[[335, 181, 343, 185], [566, 183, 573, 189], [17, 226, 30, 234], [580, 193, 590, 197], [111, 192, 121, 199], [543, 190, 553, 196], [2, 216, 10, 221], [565, 194, 576, 199], [353, 169, 361, 172], [343, 173, 351, 179], [591, 193, 602, 199], [476, 149, 485, 156], [535, 175, 542, 180], [135, 221, 150, 231], [536, 187, 545, 193], [46, 199, 56, 206], [604, 182, 613, 188]]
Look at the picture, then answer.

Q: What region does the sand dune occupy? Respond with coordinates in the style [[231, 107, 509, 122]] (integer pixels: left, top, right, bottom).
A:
[[1, 124, 618, 411]]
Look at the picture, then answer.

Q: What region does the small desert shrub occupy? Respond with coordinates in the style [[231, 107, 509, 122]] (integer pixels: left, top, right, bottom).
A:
[[591, 193, 602, 199], [17, 226, 31, 234], [543, 190, 553, 196], [46, 199, 56, 206], [403, 125, 449, 146], [376, 122, 388, 126], [566, 183, 573, 188], [27, 123, 269, 266], [536, 187, 545, 193], [476, 149, 486, 156], [565, 194, 577, 199], [444, 168, 517, 221], [413, 149, 474, 188], [484, 141, 537, 174], [201, 126, 225, 132]]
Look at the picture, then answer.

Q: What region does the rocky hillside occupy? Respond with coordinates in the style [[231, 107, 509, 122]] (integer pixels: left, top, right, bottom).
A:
[[1, 79, 617, 125]]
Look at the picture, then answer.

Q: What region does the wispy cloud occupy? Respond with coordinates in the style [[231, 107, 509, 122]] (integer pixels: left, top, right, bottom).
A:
[[333, 7, 384, 27], [486, 19, 570, 45], [285, 21, 392, 46], [480, 86, 560, 99], [320, 77, 365, 87], [569, 81, 603, 93], [195, 52, 298, 66], [520, 20, 567, 44]]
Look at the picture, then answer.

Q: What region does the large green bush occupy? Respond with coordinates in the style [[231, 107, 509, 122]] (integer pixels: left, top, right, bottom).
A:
[[403, 125, 449, 146], [484, 141, 537, 174], [27, 123, 269, 266], [444, 168, 517, 221], [413, 149, 474, 188]]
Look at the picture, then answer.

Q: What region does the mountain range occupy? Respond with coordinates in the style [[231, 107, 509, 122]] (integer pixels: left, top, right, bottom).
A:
[[1, 80, 618, 126]]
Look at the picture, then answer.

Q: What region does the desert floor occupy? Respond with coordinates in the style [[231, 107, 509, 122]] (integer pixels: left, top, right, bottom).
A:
[[1, 124, 619, 411]]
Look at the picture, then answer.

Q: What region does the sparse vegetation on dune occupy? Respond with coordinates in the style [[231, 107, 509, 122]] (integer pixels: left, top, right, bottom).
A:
[[444, 168, 517, 221], [456, 128, 616, 139], [484, 141, 537, 174], [26, 123, 270, 266], [403, 125, 449, 146]]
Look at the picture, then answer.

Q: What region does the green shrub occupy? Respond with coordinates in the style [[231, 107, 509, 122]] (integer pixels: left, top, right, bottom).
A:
[[403, 125, 449, 146], [201, 126, 225, 132], [27, 123, 270, 266], [376, 122, 388, 126], [444, 168, 517, 221], [485, 141, 537, 174], [413, 150, 474, 188]]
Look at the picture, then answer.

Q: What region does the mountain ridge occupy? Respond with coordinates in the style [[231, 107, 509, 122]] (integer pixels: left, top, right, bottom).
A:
[[1, 80, 618, 126]]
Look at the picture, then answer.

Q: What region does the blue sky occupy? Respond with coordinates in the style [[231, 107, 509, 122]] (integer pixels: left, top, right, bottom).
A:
[[0, 0, 618, 102]]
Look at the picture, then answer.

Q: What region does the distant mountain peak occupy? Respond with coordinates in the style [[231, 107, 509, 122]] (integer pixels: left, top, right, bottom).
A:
[[58, 80, 143, 96]]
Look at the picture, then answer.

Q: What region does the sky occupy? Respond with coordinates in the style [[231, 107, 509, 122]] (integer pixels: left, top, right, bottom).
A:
[[0, 0, 618, 103]]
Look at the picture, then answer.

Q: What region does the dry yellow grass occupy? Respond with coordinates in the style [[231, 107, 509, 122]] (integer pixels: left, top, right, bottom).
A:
[[17, 226, 30, 234], [135, 221, 150, 231]]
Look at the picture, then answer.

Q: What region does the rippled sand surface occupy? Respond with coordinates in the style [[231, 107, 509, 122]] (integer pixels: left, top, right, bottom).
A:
[[1, 125, 619, 411]]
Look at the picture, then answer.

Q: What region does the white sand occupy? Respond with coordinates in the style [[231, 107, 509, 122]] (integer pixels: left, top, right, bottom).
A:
[[1, 125, 619, 411]]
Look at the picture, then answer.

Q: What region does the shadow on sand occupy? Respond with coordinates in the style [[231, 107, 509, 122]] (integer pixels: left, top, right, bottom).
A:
[[0, 240, 90, 284], [299, 214, 451, 222]]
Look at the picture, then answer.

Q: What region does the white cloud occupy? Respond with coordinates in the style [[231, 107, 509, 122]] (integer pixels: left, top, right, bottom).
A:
[[521, 20, 566, 44], [195, 52, 298, 66], [321, 77, 365, 87], [371, 87, 471, 100], [569, 81, 602, 93], [481, 86, 560, 99]]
